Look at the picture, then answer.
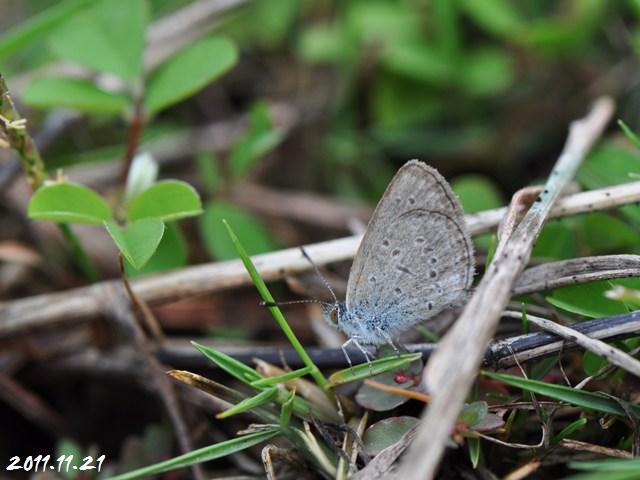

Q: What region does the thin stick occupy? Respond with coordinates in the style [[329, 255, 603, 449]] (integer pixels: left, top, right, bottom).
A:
[[502, 311, 640, 378], [395, 97, 615, 480], [2, 178, 639, 337]]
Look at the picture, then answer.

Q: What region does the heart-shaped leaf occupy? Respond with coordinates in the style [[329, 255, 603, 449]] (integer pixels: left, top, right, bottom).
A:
[[28, 182, 112, 224], [128, 180, 202, 222], [104, 218, 165, 269]]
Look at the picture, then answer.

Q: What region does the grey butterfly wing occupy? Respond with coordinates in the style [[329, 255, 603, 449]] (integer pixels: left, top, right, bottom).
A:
[[346, 160, 474, 335]]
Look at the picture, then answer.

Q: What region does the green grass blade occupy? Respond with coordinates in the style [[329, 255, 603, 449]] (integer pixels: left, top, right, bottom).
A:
[[107, 428, 280, 480], [223, 220, 329, 389], [191, 341, 263, 384], [328, 353, 422, 386], [280, 389, 296, 429], [482, 371, 639, 417], [250, 366, 313, 388], [467, 436, 481, 469], [552, 417, 587, 445], [618, 120, 640, 149], [217, 387, 279, 419]]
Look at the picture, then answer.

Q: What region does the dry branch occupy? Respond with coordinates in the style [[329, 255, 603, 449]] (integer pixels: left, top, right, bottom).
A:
[[2, 178, 640, 338], [396, 97, 615, 480]]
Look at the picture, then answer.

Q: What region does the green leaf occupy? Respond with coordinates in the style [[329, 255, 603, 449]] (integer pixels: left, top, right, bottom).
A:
[[49, 0, 148, 80], [23, 77, 130, 115], [452, 174, 504, 250], [195, 151, 220, 195], [104, 218, 165, 270], [458, 48, 514, 96], [296, 24, 353, 64], [145, 36, 238, 115], [571, 458, 640, 472], [246, 0, 300, 47], [382, 41, 455, 85], [577, 142, 640, 225], [329, 353, 423, 387], [56, 437, 83, 480], [452, 175, 504, 213], [28, 182, 112, 224], [229, 103, 283, 178], [458, 401, 488, 428], [363, 417, 419, 456], [579, 143, 640, 189], [217, 387, 279, 419], [191, 341, 263, 384], [125, 222, 187, 277], [467, 437, 481, 469], [108, 428, 281, 480], [0, 0, 93, 61], [582, 213, 638, 253], [199, 201, 277, 260], [356, 354, 423, 412], [582, 350, 608, 376], [533, 220, 577, 260], [128, 180, 202, 222], [482, 370, 640, 417], [547, 281, 629, 318], [250, 366, 313, 388], [460, 0, 522, 37]]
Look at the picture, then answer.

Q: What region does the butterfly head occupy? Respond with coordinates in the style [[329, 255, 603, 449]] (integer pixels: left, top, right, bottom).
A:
[[322, 302, 347, 328]]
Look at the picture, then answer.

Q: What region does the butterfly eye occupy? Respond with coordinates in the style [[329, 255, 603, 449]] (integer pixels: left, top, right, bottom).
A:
[[329, 308, 338, 325]]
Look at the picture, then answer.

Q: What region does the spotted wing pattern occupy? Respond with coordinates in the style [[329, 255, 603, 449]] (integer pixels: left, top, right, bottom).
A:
[[342, 160, 474, 343]]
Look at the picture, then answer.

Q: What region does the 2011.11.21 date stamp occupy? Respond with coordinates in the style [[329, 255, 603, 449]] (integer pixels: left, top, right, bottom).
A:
[[6, 454, 105, 474]]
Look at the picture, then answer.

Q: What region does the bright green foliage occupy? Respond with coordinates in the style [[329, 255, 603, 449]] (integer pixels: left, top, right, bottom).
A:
[[49, 0, 148, 80], [328, 353, 423, 386], [533, 220, 577, 260], [229, 102, 283, 178], [108, 428, 281, 480], [0, 0, 93, 60], [547, 281, 629, 318], [191, 341, 264, 384], [104, 218, 165, 270], [583, 213, 638, 252], [483, 371, 640, 417], [128, 180, 202, 222], [28, 182, 112, 224], [126, 223, 187, 277], [452, 175, 504, 250], [200, 201, 277, 260], [145, 36, 238, 115], [217, 387, 279, 419], [23, 77, 130, 114]]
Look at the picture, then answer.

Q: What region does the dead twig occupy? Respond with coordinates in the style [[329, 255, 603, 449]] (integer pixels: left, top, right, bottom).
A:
[[502, 311, 640, 378], [397, 97, 615, 480]]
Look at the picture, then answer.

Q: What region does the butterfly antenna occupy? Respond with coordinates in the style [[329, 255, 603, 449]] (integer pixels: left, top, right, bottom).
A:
[[260, 299, 331, 308], [300, 246, 339, 304]]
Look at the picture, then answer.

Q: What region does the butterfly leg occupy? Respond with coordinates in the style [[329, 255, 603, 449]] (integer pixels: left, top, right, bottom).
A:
[[376, 327, 401, 357], [341, 337, 374, 373]]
